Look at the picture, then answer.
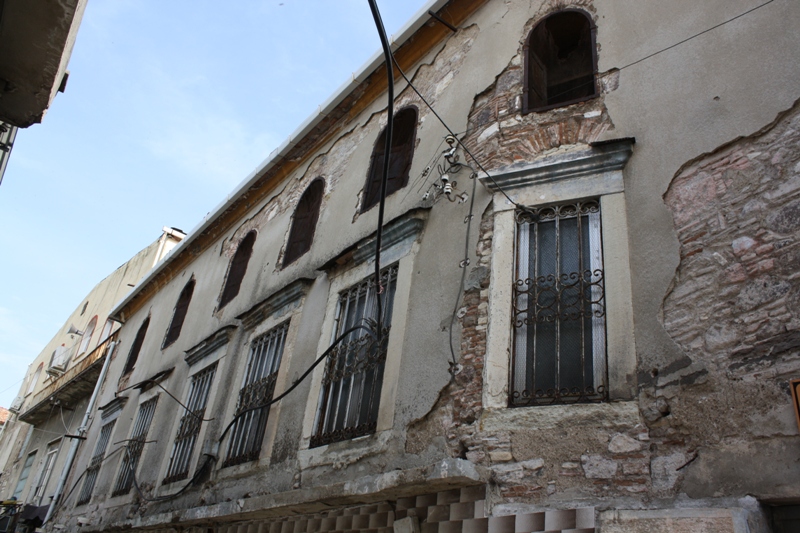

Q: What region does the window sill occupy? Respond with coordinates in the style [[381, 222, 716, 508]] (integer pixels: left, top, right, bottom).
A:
[[480, 401, 640, 433], [298, 429, 396, 470]]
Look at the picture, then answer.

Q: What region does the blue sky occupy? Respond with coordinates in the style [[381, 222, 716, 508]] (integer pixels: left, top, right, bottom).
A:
[[0, 0, 431, 409]]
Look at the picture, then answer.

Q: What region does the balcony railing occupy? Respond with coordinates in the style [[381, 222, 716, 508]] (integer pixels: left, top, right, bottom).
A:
[[19, 333, 118, 425]]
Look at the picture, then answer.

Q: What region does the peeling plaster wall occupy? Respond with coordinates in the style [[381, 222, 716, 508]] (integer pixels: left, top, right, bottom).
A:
[[52, 0, 800, 531]]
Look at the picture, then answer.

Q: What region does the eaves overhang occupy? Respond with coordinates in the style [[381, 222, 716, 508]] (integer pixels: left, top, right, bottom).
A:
[[109, 0, 490, 324], [0, 0, 88, 127]]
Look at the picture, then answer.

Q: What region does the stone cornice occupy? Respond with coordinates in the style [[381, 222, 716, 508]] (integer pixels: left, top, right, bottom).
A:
[[480, 138, 635, 191], [184, 326, 237, 366]]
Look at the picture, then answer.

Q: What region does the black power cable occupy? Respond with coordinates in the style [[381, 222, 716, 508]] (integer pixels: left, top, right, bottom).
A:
[[367, 0, 395, 335]]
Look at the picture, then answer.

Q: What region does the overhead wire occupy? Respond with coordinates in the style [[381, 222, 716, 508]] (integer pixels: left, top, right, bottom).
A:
[[368, 0, 395, 334], [537, 0, 780, 106], [48, 0, 784, 514]]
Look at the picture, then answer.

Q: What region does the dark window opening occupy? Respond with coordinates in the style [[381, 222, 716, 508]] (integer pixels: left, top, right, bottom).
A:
[[164, 363, 216, 482], [219, 231, 256, 309], [123, 317, 150, 375], [224, 322, 288, 466], [283, 179, 324, 267], [524, 10, 597, 112], [361, 107, 418, 212], [163, 278, 196, 348], [511, 200, 607, 406], [111, 397, 157, 496], [311, 264, 398, 448]]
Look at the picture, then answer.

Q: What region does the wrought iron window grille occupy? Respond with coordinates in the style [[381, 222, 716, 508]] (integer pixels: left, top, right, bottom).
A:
[[111, 397, 157, 496], [311, 264, 398, 448], [511, 199, 607, 406], [163, 363, 216, 483], [77, 420, 115, 505], [223, 322, 289, 467]]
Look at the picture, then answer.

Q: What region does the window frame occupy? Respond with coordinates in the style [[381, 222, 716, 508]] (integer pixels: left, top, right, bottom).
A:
[[299, 219, 421, 457], [522, 8, 599, 114], [163, 362, 217, 482], [222, 322, 289, 467], [219, 230, 257, 309], [361, 106, 419, 213], [76, 419, 116, 506], [78, 315, 98, 356], [310, 264, 399, 448], [122, 316, 150, 375], [12, 451, 37, 500], [511, 199, 608, 406], [480, 141, 636, 412], [111, 396, 158, 497], [283, 178, 325, 267], [163, 277, 196, 349], [26, 363, 43, 396]]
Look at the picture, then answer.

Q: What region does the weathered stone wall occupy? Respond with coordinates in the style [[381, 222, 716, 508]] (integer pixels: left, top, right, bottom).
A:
[[461, 0, 615, 172], [659, 99, 800, 501]]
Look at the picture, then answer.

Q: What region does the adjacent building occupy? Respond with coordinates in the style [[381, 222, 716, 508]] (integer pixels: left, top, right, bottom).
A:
[[0, 228, 184, 531], [0, 0, 88, 185], [13, 0, 800, 532]]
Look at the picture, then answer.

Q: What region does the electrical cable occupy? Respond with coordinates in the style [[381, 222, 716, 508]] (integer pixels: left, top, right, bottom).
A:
[[368, 0, 395, 334], [117, 379, 214, 422], [447, 167, 478, 372], [390, 56, 523, 209], [111, 323, 379, 505], [217, 323, 377, 445], [45, 445, 126, 519], [536, 0, 780, 107]]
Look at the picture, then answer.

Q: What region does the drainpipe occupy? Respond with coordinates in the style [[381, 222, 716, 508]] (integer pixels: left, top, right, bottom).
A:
[[43, 341, 117, 526]]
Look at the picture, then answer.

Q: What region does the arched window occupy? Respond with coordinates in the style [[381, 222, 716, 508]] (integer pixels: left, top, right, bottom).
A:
[[219, 231, 256, 308], [524, 10, 597, 112], [78, 316, 98, 355], [26, 363, 43, 395], [362, 107, 418, 212], [163, 278, 195, 348], [283, 179, 324, 267], [123, 317, 150, 375]]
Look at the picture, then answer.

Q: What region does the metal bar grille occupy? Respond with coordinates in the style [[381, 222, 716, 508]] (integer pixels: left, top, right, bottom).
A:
[[223, 322, 289, 467], [311, 264, 398, 448], [512, 200, 607, 406], [77, 421, 115, 505], [163, 364, 216, 483], [111, 397, 158, 496]]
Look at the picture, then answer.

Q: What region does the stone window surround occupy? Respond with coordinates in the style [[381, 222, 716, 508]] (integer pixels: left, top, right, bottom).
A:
[[481, 139, 637, 415], [108, 389, 160, 500], [157, 341, 228, 488], [298, 215, 424, 467], [211, 282, 308, 479]]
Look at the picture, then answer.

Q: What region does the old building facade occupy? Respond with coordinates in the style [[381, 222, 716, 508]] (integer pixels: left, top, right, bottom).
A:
[[0, 229, 184, 531], [25, 0, 800, 532]]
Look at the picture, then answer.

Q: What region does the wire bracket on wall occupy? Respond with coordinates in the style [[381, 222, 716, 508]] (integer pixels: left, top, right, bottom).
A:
[[423, 136, 472, 205]]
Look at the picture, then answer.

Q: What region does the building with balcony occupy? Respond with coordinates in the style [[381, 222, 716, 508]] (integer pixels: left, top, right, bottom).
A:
[[20, 0, 800, 532], [0, 228, 184, 530]]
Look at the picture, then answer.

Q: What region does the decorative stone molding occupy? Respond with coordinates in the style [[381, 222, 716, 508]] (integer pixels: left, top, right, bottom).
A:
[[236, 279, 312, 331], [99, 396, 127, 420], [184, 326, 237, 366], [352, 214, 426, 266], [480, 138, 634, 192]]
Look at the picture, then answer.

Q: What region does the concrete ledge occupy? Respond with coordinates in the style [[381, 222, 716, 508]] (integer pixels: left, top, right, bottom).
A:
[[600, 508, 749, 533], [109, 459, 489, 531]]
